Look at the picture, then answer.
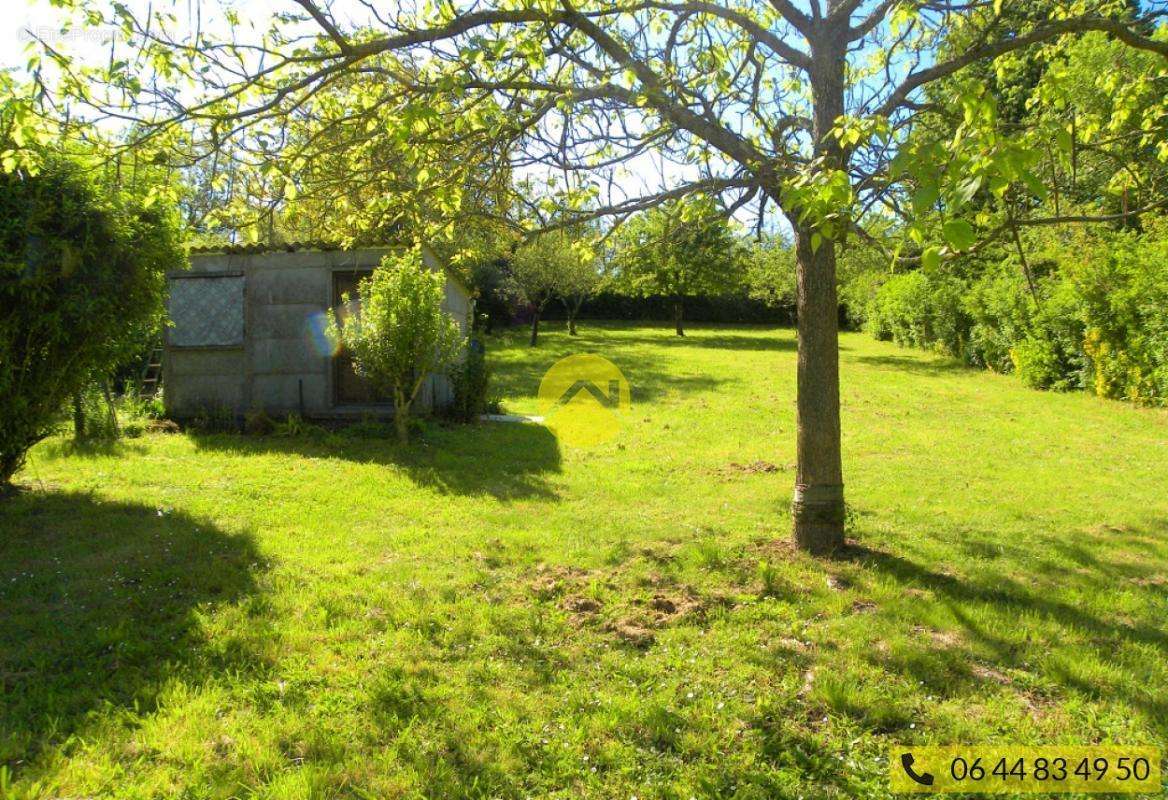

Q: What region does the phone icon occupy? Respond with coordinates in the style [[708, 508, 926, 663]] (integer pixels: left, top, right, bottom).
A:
[[901, 753, 935, 786]]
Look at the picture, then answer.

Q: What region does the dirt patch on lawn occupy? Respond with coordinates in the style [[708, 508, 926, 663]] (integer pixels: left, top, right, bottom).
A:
[[146, 419, 182, 434], [525, 558, 732, 649], [970, 663, 1013, 685], [643, 591, 706, 621], [714, 460, 793, 480], [561, 595, 602, 615], [604, 588, 728, 649], [607, 618, 656, 648], [528, 564, 592, 600], [912, 625, 963, 649]]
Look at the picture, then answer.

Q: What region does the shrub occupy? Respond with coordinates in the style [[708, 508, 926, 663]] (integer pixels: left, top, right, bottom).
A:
[[1071, 224, 1168, 405], [857, 221, 1167, 405], [964, 261, 1033, 373], [273, 413, 324, 437], [0, 157, 182, 484], [448, 335, 492, 422], [71, 383, 121, 442], [189, 405, 238, 433], [244, 409, 277, 436], [120, 390, 167, 422], [865, 271, 968, 356], [327, 249, 465, 442]]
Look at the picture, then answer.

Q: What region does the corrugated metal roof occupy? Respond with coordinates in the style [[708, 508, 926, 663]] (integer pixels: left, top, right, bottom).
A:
[[183, 240, 474, 297], [188, 240, 383, 255]]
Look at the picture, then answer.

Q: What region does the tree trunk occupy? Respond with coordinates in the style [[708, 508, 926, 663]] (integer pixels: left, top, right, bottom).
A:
[[789, 23, 847, 554], [72, 392, 86, 440], [791, 230, 845, 553], [394, 393, 410, 444], [673, 299, 685, 337], [101, 380, 119, 437], [529, 308, 541, 346], [568, 312, 578, 336], [0, 453, 22, 489]]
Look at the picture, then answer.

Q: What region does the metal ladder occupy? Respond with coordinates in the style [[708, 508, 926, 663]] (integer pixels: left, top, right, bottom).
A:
[[140, 347, 164, 399]]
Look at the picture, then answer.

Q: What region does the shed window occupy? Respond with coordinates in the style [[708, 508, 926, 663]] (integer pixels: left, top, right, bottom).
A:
[[168, 274, 245, 347]]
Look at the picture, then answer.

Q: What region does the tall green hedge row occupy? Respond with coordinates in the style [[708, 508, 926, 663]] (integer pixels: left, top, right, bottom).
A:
[[860, 220, 1168, 405]]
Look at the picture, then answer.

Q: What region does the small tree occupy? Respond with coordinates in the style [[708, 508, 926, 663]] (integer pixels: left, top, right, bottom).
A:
[[745, 236, 798, 312], [510, 231, 597, 345], [558, 241, 602, 336], [0, 156, 181, 488], [613, 197, 744, 336], [327, 250, 464, 443]]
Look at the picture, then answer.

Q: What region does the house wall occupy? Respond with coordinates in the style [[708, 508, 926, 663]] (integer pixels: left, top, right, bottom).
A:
[[165, 246, 470, 420]]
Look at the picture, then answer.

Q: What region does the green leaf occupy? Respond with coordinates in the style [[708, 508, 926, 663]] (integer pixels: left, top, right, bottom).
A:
[[1021, 170, 1049, 201], [955, 176, 982, 205], [912, 183, 940, 215], [922, 247, 942, 271], [942, 219, 976, 251]]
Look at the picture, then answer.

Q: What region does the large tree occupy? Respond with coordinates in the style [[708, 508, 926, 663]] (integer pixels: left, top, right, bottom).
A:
[[36, 0, 1168, 551]]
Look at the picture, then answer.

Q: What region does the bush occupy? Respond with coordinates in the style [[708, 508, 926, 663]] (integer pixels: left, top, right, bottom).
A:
[[1013, 278, 1087, 391], [542, 292, 794, 325], [448, 335, 492, 422], [1071, 224, 1168, 404], [244, 409, 277, 436], [273, 413, 325, 437], [0, 157, 182, 483], [855, 220, 1168, 405], [865, 271, 969, 357], [71, 383, 120, 442], [188, 405, 239, 433], [964, 261, 1033, 373], [326, 249, 465, 443]]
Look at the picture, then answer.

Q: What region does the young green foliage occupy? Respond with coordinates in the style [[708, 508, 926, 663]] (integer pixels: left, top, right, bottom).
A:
[[612, 197, 745, 336], [509, 231, 599, 345], [326, 250, 464, 443]]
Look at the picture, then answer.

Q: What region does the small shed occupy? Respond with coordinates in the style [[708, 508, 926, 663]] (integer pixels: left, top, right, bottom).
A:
[[164, 243, 471, 420]]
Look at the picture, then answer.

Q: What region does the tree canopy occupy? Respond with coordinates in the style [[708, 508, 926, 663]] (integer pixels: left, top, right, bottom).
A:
[[612, 197, 745, 335]]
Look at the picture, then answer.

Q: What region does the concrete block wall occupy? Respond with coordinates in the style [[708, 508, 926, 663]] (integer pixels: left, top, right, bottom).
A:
[[165, 246, 470, 420]]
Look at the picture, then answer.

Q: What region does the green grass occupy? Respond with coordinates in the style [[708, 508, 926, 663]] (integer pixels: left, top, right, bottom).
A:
[[3, 322, 1167, 799]]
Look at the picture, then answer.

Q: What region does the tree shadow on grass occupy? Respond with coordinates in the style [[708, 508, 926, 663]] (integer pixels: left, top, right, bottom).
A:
[[191, 418, 564, 501], [0, 490, 269, 771], [489, 337, 741, 405], [850, 353, 972, 377], [606, 331, 798, 352], [37, 437, 148, 460], [838, 529, 1168, 731]]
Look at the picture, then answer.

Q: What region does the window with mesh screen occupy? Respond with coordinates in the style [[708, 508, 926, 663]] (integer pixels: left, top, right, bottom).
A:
[[168, 274, 245, 347]]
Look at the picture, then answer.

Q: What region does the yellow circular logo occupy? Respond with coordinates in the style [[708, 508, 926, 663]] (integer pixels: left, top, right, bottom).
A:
[[537, 354, 631, 447]]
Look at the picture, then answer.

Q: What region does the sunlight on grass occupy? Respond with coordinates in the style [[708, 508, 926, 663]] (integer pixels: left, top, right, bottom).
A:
[[3, 323, 1166, 799]]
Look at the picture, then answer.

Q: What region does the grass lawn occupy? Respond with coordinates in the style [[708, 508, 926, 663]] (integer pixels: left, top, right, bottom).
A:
[[2, 322, 1167, 799]]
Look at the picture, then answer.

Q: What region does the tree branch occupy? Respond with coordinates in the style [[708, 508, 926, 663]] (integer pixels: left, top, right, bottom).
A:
[[875, 16, 1168, 119]]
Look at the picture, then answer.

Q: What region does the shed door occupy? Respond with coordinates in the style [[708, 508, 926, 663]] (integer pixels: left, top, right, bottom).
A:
[[332, 271, 393, 405]]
